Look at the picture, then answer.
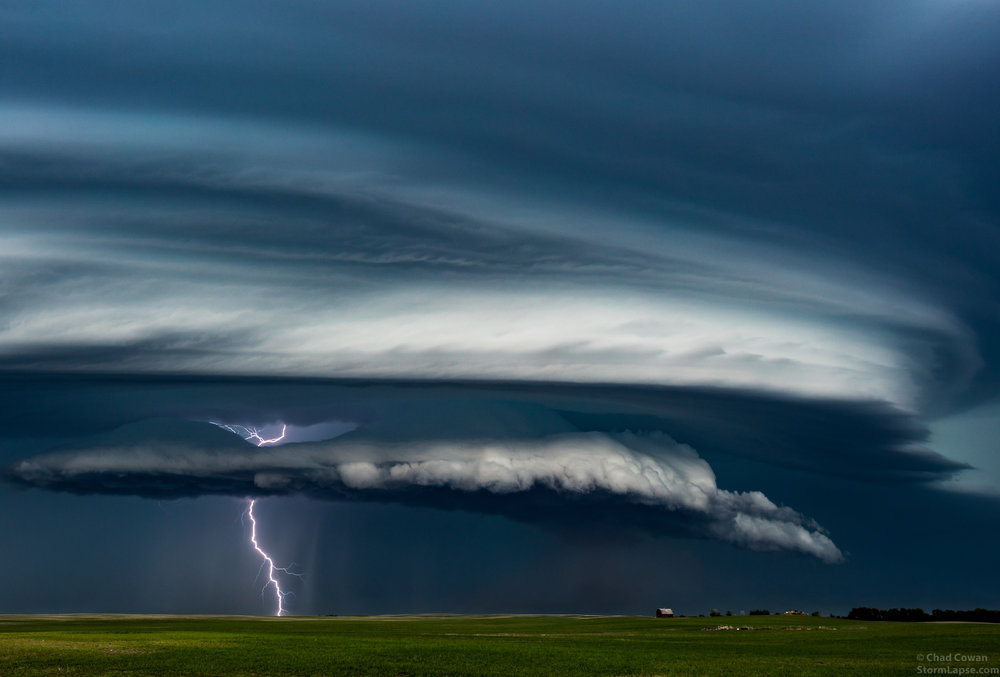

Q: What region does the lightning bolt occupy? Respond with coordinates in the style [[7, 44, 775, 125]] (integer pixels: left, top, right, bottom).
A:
[[247, 498, 298, 616], [217, 423, 287, 446], [210, 421, 299, 616]]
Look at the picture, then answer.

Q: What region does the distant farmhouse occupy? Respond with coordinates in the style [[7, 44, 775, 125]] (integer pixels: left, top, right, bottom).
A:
[[655, 608, 674, 618], [783, 610, 808, 616]]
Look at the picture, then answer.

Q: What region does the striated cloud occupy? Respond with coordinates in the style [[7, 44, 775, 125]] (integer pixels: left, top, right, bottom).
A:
[[5, 418, 842, 562]]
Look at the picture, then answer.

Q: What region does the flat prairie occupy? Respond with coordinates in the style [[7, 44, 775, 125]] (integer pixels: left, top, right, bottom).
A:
[[1, 613, 998, 676]]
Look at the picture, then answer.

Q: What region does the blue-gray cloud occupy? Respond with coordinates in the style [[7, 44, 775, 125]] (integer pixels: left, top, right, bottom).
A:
[[4, 418, 843, 561], [0, 378, 972, 566], [0, 1, 997, 417], [0, 120, 984, 410], [0, 377, 964, 483], [0, 0, 998, 612]]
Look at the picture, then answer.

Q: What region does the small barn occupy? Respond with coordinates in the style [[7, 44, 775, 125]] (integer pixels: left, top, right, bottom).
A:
[[655, 608, 674, 618]]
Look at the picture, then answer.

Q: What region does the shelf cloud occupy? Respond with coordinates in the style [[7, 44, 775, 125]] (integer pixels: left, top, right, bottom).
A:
[[5, 417, 842, 562]]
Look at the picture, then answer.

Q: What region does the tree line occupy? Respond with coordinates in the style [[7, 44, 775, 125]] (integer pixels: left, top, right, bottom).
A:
[[847, 607, 1000, 623]]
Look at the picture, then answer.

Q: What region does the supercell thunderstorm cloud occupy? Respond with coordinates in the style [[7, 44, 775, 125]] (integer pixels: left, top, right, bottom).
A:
[[8, 419, 842, 561], [0, 0, 998, 615]]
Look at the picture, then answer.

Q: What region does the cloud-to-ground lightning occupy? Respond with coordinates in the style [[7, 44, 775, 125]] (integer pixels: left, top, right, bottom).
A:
[[247, 498, 298, 616], [212, 421, 298, 615]]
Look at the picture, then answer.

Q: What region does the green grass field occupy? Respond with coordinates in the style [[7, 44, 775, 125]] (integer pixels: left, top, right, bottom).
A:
[[1, 613, 998, 676]]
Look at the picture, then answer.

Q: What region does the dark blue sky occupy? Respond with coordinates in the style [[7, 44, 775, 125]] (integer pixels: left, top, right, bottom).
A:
[[1, 0, 998, 615]]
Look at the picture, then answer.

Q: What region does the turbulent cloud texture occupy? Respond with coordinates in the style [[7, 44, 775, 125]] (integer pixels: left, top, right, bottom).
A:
[[5, 419, 842, 562], [0, 0, 998, 614], [1, 0, 998, 414], [0, 102, 982, 411]]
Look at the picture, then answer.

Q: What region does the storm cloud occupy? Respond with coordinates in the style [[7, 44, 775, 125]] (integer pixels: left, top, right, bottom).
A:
[[1, 1, 998, 415], [0, 376, 971, 567], [5, 416, 842, 562], [1, 0, 998, 614]]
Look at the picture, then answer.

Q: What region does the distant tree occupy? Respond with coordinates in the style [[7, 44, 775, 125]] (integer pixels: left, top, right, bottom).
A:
[[848, 607, 944, 622], [725, 610, 732, 617], [894, 608, 930, 622], [710, 609, 721, 617], [811, 611, 820, 617], [847, 607, 880, 621], [932, 608, 1000, 623], [748, 609, 770, 616]]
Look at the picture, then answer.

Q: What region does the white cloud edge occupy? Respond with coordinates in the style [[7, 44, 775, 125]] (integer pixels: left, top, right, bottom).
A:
[[10, 430, 843, 563]]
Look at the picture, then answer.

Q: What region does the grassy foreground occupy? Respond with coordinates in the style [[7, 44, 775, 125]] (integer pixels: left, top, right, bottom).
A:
[[1, 613, 998, 676]]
